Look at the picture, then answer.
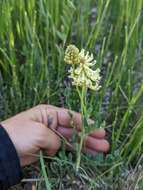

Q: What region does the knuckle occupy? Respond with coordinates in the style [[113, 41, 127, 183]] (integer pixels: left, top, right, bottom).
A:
[[53, 135, 61, 149], [36, 104, 47, 109], [38, 127, 47, 142]]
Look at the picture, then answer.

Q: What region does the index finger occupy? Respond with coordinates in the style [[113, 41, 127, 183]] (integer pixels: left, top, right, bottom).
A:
[[47, 105, 106, 138], [47, 105, 82, 129]]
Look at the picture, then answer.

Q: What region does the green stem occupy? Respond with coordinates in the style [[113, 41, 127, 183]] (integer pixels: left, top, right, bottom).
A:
[[39, 151, 51, 190], [76, 131, 84, 171], [76, 85, 87, 172]]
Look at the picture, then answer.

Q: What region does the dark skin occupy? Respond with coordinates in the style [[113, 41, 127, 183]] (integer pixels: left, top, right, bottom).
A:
[[1, 104, 109, 166]]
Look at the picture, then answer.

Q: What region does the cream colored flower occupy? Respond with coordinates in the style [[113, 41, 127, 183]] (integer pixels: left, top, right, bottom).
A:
[[69, 66, 101, 91], [79, 49, 96, 67], [64, 44, 80, 64], [64, 45, 101, 91]]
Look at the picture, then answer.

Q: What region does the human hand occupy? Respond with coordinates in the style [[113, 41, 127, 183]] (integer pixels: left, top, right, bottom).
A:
[[1, 104, 109, 166]]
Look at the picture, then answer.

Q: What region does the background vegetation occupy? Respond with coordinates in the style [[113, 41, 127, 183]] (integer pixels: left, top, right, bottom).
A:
[[0, 0, 143, 189]]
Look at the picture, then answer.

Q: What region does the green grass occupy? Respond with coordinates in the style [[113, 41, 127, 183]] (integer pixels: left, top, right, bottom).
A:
[[0, 0, 143, 189]]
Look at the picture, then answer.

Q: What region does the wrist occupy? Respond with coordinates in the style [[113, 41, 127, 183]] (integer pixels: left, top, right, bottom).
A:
[[0, 124, 22, 188]]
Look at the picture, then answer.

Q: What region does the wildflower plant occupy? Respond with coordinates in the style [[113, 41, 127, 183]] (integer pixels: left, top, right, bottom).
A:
[[64, 44, 101, 171]]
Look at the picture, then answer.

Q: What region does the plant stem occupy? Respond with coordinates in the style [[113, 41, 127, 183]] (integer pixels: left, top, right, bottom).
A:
[[39, 151, 51, 190], [76, 85, 87, 172], [76, 132, 84, 171]]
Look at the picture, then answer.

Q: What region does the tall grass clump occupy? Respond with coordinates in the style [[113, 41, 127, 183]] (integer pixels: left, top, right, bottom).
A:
[[0, 0, 143, 189]]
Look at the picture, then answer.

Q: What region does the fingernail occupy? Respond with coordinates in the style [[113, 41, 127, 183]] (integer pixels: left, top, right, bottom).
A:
[[47, 115, 53, 128]]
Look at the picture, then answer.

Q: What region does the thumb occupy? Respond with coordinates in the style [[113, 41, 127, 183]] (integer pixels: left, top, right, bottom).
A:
[[37, 123, 61, 156]]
